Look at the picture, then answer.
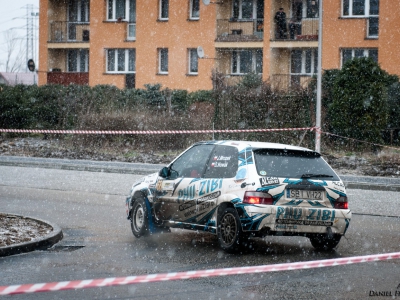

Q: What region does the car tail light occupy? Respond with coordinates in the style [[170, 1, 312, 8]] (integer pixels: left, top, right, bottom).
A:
[[334, 196, 348, 209], [243, 191, 274, 205]]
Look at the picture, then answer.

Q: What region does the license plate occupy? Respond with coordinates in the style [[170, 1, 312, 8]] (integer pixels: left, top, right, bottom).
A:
[[287, 189, 322, 200]]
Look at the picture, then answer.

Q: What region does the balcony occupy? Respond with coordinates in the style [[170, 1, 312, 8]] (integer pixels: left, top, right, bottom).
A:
[[49, 21, 90, 43], [271, 74, 316, 91], [47, 72, 89, 85], [216, 19, 264, 42], [272, 18, 318, 41]]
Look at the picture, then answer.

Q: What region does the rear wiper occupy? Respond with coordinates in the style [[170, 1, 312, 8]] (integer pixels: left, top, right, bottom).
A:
[[300, 173, 333, 179]]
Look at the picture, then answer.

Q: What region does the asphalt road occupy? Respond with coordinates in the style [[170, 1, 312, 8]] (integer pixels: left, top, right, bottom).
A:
[[0, 164, 400, 299]]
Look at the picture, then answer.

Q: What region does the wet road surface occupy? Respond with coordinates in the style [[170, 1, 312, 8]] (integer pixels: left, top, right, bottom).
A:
[[0, 165, 399, 299]]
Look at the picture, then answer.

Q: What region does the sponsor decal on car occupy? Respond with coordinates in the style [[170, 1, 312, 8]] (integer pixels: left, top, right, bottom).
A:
[[276, 206, 336, 224], [197, 191, 221, 204], [155, 179, 163, 191], [260, 176, 280, 186], [199, 179, 223, 196], [177, 179, 223, 202], [179, 191, 221, 212]]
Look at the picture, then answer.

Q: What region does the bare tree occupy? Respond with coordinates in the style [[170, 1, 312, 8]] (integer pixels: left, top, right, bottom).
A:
[[0, 30, 26, 72]]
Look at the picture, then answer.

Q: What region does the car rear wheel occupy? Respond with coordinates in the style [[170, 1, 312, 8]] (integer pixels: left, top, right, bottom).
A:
[[310, 234, 341, 251], [217, 207, 245, 253], [130, 198, 149, 238]]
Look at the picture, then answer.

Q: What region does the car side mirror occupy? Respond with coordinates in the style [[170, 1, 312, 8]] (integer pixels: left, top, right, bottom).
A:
[[159, 166, 170, 178]]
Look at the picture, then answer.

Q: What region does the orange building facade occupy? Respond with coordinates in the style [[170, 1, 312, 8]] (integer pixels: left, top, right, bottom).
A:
[[38, 0, 398, 91]]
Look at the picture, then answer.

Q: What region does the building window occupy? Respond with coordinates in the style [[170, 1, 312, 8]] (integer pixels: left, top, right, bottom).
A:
[[159, 48, 168, 74], [232, 0, 263, 20], [231, 49, 262, 74], [292, 0, 319, 20], [342, 49, 378, 65], [188, 49, 198, 74], [190, 0, 200, 19], [106, 49, 136, 73], [367, 17, 379, 37], [129, 0, 136, 22], [68, 0, 90, 40], [342, 0, 379, 17], [126, 74, 135, 89], [291, 49, 318, 75], [69, 0, 89, 22], [67, 49, 89, 72], [107, 0, 136, 21], [306, 0, 319, 18], [127, 23, 136, 40], [160, 0, 169, 20]]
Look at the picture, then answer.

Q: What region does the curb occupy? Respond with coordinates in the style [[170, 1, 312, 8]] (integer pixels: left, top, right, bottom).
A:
[[0, 213, 63, 257], [345, 182, 400, 192], [0, 156, 161, 175]]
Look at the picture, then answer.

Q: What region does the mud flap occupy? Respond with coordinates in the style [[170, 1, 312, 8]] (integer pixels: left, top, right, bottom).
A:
[[143, 197, 158, 234]]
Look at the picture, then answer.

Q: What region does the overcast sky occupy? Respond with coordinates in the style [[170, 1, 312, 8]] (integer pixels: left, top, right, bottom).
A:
[[0, 0, 39, 72]]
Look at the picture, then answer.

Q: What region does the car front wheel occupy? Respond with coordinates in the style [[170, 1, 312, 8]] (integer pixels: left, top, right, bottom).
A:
[[130, 198, 149, 238], [217, 207, 245, 253], [310, 234, 341, 251]]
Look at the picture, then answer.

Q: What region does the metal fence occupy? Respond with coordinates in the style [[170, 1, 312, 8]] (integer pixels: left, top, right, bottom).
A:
[[272, 18, 318, 41], [216, 19, 264, 39]]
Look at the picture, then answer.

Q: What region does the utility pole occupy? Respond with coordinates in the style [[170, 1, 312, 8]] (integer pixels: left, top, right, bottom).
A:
[[315, 0, 323, 153]]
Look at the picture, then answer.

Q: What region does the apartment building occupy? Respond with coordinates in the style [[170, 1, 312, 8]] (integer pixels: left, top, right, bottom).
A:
[[38, 0, 400, 91]]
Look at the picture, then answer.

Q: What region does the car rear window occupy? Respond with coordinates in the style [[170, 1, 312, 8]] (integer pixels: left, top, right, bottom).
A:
[[253, 149, 339, 180]]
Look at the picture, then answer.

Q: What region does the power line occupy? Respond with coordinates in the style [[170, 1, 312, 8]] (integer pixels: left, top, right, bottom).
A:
[[0, 17, 23, 25], [0, 26, 26, 33]]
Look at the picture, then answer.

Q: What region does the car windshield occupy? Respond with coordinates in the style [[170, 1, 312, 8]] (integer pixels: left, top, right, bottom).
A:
[[253, 149, 339, 180]]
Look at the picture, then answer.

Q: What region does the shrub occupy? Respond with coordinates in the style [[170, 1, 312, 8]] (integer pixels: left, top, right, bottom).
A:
[[30, 84, 64, 129], [170, 89, 188, 110], [142, 83, 164, 107], [0, 84, 32, 129], [329, 58, 397, 147], [187, 90, 214, 104]]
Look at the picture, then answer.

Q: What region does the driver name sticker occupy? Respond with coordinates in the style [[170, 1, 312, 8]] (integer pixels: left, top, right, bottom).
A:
[[213, 155, 231, 161], [211, 162, 228, 168]]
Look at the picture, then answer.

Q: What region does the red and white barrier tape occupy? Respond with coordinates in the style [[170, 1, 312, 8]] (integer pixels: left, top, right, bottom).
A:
[[1, 251, 399, 296], [0, 127, 315, 135], [2, 127, 399, 150], [320, 130, 400, 151]]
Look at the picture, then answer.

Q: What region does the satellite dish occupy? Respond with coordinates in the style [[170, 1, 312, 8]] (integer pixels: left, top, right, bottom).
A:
[[202, 0, 210, 5], [197, 46, 205, 58]]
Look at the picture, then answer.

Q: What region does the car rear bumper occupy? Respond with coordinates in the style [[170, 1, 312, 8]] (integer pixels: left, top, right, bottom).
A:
[[237, 204, 351, 235]]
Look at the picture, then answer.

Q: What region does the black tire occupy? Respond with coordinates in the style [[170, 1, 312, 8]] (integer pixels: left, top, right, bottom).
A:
[[130, 198, 149, 238], [310, 234, 341, 251], [217, 207, 245, 253]]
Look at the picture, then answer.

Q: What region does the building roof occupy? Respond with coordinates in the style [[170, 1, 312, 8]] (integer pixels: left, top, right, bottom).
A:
[[0, 72, 36, 86]]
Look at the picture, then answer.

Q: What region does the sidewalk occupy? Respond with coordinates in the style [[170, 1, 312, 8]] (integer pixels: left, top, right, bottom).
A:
[[1, 155, 400, 191]]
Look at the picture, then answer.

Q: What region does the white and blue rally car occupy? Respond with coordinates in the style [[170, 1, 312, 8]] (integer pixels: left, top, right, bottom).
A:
[[125, 141, 351, 252]]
